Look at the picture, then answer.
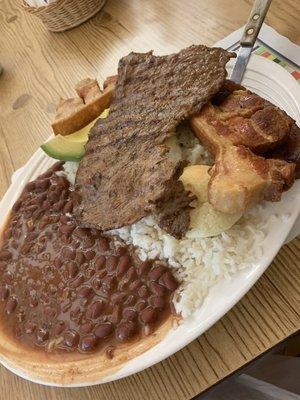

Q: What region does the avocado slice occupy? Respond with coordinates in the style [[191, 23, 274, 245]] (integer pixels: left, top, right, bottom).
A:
[[41, 109, 109, 161], [41, 135, 86, 162]]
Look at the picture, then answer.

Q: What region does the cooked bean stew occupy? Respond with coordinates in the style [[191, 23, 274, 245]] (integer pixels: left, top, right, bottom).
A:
[[0, 163, 179, 355]]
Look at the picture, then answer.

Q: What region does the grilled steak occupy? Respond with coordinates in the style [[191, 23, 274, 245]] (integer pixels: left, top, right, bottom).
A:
[[74, 45, 234, 238]]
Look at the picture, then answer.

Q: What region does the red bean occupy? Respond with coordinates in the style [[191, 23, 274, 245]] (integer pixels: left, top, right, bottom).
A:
[[49, 284, 57, 294], [148, 265, 166, 281], [138, 261, 151, 276], [86, 300, 105, 319], [21, 242, 32, 255], [32, 209, 44, 220], [60, 190, 69, 201], [138, 285, 149, 298], [59, 223, 75, 235], [44, 306, 57, 318], [124, 294, 136, 306], [66, 261, 78, 278], [76, 252, 86, 265], [78, 286, 93, 298], [80, 322, 94, 334], [83, 237, 95, 248], [49, 192, 59, 203], [136, 300, 147, 311], [52, 322, 65, 336], [111, 304, 122, 324], [70, 274, 84, 288], [52, 161, 65, 171], [12, 200, 22, 212], [64, 330, 79, 348], [54, 258, 63, 268], [150, 296, 165, 309], [3, 272, 13, 284], [70, 305, 81, 319], [29, 295, 38, 308], [39, 170, 52, 179], [85, 268, 96, 279], [35, 179, 50, 191], [94, 322, 113, 339], [99, 237, 109, 251], [74, 227, 89, 238], [11, 240, 18, 250], [80, 335, 98, 352], [63, 201, 73, 214], [85, 250, 96, 261], [62, 247, 76, 260], [118, 277, 130, 291], [149, 282, 166, 297], [140, 306, 158, 324], [12, 229, 21, 240], [3, 228, 12, 240], [56, 176, 69, 189], [106, 256, 118, 271], [116, 321, 137, 341], [72, 240, 81, 249], [42, 200, 52, 210], [0, 250, 12, 261], [26, 232, 38, 241], [5, 298, 17, 314], [111, 292, 127, 305], [27, 204, 38, 213], [123, 308, 138, 321], [92, 276, 102, 290], [159, 272, 179, 291], [116, 255, 130, 275], [60, 215, 69, 224], [95, 255, 106, 270], [129, 280, 141, 292], [125, 266, 136, 281], [101, 276, 116, 293], [25, 181, 36, 192], [52, 200, 66, 212], [0, 286, 9, 301]]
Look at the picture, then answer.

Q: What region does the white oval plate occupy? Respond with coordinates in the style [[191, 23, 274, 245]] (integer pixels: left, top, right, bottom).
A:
[[0, 55, 300, 386]]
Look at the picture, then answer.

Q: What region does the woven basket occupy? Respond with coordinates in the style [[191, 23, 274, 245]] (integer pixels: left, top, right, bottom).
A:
[[21, 0, 107, 32]]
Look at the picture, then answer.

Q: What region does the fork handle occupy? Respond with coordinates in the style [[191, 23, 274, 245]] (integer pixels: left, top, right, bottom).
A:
[[240, 0, 272, 46]]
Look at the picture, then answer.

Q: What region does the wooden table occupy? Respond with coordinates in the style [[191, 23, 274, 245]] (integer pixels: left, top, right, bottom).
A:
[[0, 0, 299, 398]]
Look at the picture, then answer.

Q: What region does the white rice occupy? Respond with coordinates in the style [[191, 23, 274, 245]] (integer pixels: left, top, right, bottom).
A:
[[63, 127, 268, 318], [108, 211, 267, 317]]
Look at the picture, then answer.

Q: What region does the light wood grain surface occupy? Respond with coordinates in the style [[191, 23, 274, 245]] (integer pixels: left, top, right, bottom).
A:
[[0, 0, 299, 399]]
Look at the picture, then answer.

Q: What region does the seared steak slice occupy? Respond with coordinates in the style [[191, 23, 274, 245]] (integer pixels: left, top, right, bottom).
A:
[[74, 45, 234, 238]]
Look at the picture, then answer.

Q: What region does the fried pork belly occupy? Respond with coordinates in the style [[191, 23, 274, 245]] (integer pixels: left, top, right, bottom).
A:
[[266, 122, 300, 178], [74, 45, 234, 238], [208, 146, 295, 214], [193, 87, 293, 154], [190, 86, 296, 214]]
